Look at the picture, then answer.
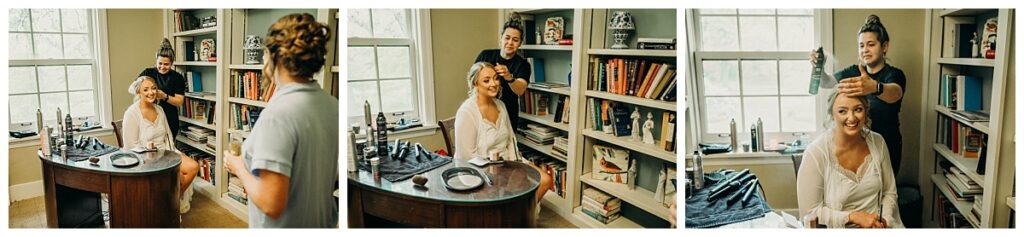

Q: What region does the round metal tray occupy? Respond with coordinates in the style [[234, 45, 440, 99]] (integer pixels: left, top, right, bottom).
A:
[[110, 152, 140, 168], [441, 167, 484, 191]]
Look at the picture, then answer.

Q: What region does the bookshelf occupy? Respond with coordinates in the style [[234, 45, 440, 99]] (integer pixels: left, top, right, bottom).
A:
[[920, 9, 1014, 228], [501, 9, 677, 228], [164, 8, 338, 222]]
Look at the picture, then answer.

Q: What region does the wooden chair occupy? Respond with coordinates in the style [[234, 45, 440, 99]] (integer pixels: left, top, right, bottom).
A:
[[438, 117, 456, 154], [111, 120, 124, 147]]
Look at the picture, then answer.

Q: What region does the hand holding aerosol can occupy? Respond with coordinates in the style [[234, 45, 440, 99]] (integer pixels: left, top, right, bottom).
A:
[[809, 47, 825, 95]]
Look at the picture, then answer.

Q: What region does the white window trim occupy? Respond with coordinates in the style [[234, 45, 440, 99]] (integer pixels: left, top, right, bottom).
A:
[[346, 9, 438, 136], [687, 9, 832, 145], [9, 9, 113, 147]]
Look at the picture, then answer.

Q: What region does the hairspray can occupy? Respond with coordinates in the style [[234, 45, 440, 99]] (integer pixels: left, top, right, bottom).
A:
[[751, 125, 759, 152], [809, 47, 825, 95], [756, 118, 764, 151], [376, 112, 389, 159], [729, 119, 738, 151]]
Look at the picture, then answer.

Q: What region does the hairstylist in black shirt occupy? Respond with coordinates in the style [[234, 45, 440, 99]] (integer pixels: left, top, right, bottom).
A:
[[138, 38, 188, 138], [812, 15, 907, 175], [474, 13, 531, 128]]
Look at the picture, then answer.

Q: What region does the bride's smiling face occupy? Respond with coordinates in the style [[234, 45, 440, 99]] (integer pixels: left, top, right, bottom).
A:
[[832, 94, 868, 136], [138, 79, 158, 104]]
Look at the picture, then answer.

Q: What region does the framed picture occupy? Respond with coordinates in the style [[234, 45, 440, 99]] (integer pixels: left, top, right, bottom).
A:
[[544, 17, 564, 45]]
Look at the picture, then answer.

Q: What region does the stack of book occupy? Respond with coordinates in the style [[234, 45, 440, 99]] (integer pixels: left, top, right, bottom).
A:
[[185, 71, 203, 92], [637, 37, 676, 50], [581, 188, 622, 224], [588, 57, 676, 101], [183, 126, 214, 143], [204, 134, 217, 151], [227, 175, 248, 205], [552, 136, 569, 158], [945, 166, 982, 201], [522, 123, 559, 145], [970, 194, 984, 223]]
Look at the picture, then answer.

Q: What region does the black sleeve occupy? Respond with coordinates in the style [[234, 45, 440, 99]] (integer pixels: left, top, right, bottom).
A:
[[137, 68, 152, 78], [516, 59, 532, 85], [891, 69, 907, 95], [172, 72, 187, 95], [474, 50, 488, 64]]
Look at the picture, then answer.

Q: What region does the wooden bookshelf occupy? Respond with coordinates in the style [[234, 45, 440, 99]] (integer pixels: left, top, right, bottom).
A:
[[936, 57, 996, 67], [175, 61, 218, 66], [172, 27, 217, 37], [520, 44, 573, 51], [920, 9, 1014, 228], [572, 206, 642, 228], [228, 64, 263, 70], [931, 174, 981, 228], [934, 106, 991, 133], [580, 174, 671, 221], [588, 49, 676, 58], [520, 113, 568, 131], [227, 96, 268, 106], [583, 130, 675, 163], [179, 117, 215, 130], [585, 90, 676, 112], [176, 135, 215, 154], [527, 85, 571, 96], [516, 134, 566, 162]]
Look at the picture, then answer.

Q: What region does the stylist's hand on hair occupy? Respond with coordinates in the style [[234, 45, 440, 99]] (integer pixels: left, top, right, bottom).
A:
[[849, 211, 886, 228], [838, 64, 879, 96], [495, 63, 513, 82]]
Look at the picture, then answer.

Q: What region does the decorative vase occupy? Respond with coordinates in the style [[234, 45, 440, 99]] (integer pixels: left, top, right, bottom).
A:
[[608, 11, 636, 49], [244, 35, 263, 65]]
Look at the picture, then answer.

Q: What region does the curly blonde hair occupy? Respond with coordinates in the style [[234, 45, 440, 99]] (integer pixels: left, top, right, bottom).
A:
[[263, 13, 330, 81]]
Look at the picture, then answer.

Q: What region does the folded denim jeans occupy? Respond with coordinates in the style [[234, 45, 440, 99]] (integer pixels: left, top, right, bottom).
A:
[[685, 169, 773, 228]]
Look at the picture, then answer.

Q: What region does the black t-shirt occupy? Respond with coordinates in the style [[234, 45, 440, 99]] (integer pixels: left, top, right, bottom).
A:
[[833, 64, 907, 142], [474, 49, 532, 126], [138, 67, 187, 138]]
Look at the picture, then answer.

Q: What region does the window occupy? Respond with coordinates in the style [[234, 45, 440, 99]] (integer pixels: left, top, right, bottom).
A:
[[690, 9, 823, 143], [9, 9, 107, 132], [347, 9, 435, 129]]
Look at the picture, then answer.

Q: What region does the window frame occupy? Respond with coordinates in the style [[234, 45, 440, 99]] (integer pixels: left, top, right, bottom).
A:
[[346, 9, 437, 137], [8, 9, 113, 145], [687, 9, 832, 145]]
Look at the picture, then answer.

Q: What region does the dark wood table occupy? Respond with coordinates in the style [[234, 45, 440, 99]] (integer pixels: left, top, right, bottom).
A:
[[348, 158, 540, 228], [39, 148, 181, 228]]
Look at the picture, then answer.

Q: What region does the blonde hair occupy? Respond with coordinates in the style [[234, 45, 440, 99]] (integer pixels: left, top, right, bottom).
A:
[[263, 13, 330, 82], [466, 62, 500, 98]]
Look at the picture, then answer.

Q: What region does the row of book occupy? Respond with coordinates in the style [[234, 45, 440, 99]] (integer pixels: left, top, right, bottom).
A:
[[939, 74, 983, 111], [581, 187, 622, 224], [228, 175, 248, 205], [588, 57, 677, 102], [176, 143, 216, 185], [180, 98, 216, 125], [936, 114, 987, 160], [173, 11, 202, 32], [229, 104, 263, 132], [937, 195, 975, 228], [521, 123, 559, 145], [519, 92, 572, 124], [231, 70, 276, 102], [184, 70, 204, 93], [523, 151, 567, 198], [587, 98, 677, 152]]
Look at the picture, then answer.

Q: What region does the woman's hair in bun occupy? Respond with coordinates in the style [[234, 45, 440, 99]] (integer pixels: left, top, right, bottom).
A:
[[859, 14, 890, 43], [264, 13, 330, 80], [156, 38, 175, 61], [502, 12, 524, 36]]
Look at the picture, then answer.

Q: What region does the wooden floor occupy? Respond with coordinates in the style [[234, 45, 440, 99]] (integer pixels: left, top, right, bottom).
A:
[[9, 192, 247, 228]]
